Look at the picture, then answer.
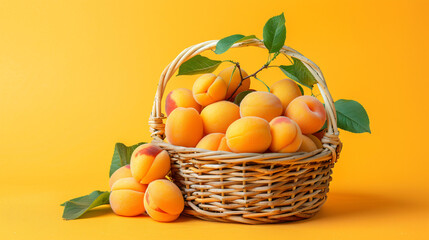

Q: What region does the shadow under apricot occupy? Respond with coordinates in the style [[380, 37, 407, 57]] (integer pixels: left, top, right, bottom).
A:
[[166, 215, 194, 223], [78, 206, 195, 222]]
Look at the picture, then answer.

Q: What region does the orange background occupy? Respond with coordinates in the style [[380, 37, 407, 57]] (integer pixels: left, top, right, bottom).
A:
[[1, 0, 428, 239]]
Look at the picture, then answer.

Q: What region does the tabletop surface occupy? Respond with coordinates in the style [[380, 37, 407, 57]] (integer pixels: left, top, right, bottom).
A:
[[1, 184, 427, 240]]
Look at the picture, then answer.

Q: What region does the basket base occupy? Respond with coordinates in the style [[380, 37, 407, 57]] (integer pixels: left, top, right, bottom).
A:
[[152, 140, 336, 225], [183, 211, 312, 224], [182, 196, 327, 224]]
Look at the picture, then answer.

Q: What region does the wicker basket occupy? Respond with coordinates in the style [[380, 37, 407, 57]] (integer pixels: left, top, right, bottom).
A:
[[149, 38, 342, 224]]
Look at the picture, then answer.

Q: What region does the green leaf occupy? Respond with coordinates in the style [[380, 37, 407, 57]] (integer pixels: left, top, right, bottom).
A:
[[297, 84, 304, 95], [177, 55, 222, 75], [234, 90, 255, 106], [215, 34, 258, 54], [109, 142, 145, 177], [335, 99, 371, 133], [263, 13, 286, 53], [279, 57, 318, 89], [215, 34, 244, 54], [237, 35, 258, 42], [62, 191, 110, 220], [320, 120, 327, 131], [60, 194, 93, 206]]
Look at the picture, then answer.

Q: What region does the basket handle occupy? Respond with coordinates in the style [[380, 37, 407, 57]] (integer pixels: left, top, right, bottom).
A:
[[148, 38, 341, 158]]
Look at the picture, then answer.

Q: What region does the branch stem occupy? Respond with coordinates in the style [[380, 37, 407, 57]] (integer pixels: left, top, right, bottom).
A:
[[227, 51, 280, 100]]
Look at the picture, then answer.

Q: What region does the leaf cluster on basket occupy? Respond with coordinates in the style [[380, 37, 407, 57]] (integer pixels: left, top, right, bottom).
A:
[[164, 13, 370, 153]]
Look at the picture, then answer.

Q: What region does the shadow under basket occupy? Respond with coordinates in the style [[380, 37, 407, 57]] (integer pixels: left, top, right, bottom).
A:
[[149, 38, 342, 224]]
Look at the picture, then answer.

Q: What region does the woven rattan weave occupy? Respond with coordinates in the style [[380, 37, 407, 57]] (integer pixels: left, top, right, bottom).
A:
[[149, 38, 341, 224]]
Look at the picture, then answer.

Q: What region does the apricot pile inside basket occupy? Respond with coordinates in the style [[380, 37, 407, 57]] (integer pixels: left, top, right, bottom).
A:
[[165, 65, 326, 154]]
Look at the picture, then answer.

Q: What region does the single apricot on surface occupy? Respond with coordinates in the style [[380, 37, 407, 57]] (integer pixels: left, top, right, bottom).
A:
[[130, 143, 171, 184], [240, 91, 283, 122], [285, 96, 327, 134], [110, 177, 147, 217], [144, 179, 184, 222], [196, 133, 231, 151], [298, 135, 318, 152], [165, 107, 204, 147], [165, 88, 201, 116], [217, 66, 250, 99], [307, 134, 323, 149], [270, 79, 302, 112], [192, 73, 227, 106], [269, 116, 303, 153], [109, 165, 132, 189], [200, 101, 240, 134], [226, 116, 272, 153]]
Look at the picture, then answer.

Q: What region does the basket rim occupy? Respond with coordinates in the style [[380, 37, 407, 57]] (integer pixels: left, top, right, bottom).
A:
[[152, 136, 337, 165]]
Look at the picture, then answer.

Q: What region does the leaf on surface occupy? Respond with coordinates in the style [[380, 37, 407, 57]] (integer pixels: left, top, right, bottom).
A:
[[62, 191, 110, 220]]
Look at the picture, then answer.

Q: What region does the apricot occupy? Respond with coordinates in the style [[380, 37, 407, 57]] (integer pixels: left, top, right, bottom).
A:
[[307, 134, 323, 149], [144, 179, 184, 222], [269, 116, 303, 153], [196, 133, 231, 151], [313, 129, 326, 141], [239, 91, 283, 122], [165, 88, 201, 116], [217, 66, 250, 99], [200, 101, 240, 134], [270, 79, 302, 112], [285, 96, 327, 134], [217, 136, 231, 152], [130, 143, 171, 184], [192, 73, 227, 106], [226, 116, 271, 153], [110, 177, 147, 217], [297, 135, 318, 152], [109, 165, 132, 189], [165, 107, 204, 147]]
